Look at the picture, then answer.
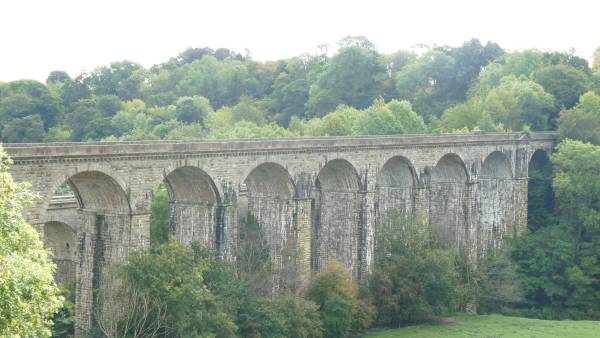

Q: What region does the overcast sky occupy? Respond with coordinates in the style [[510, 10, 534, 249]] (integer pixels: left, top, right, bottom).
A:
[[1, 0, 598, 82]]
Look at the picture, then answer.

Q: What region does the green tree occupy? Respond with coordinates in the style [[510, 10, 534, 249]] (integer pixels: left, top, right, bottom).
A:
[[121, 239, 237, 337], [559, 91, 600, 144], [175, 95, 214, 125], [149, 185, 171, 246], [370, 212, 459, 326], [231, 96, 266, 126], [533, 64, 590, 109], [0, 80, 63, 131], [87, 61, 145, 100], [0, 147, 63, 336], [352, 98, 404, 135], [306, 43, 386, 116], [1, 115, 45, 143], [307, 261, 373, 338]]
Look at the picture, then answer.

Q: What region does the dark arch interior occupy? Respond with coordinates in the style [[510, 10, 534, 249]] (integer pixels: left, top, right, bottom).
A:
[[164, 166, 220, 205], [481, 151, 512, 179], [66, 171, 130, 213], [244, 162, 295, 198], [378, 156, 416, 188], [528, 149, 554, 231], [316, 159, 360, 192], [43, 221, 77, 287], [44, 221, 76, 260], [432, 153, 468, 183]]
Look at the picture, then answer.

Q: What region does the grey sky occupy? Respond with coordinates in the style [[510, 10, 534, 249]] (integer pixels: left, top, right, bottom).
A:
[[1, 0, 598, 82]]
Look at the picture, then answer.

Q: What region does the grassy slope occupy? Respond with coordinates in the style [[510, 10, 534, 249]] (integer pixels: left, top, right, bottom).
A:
[[365, 314, 600, 338]]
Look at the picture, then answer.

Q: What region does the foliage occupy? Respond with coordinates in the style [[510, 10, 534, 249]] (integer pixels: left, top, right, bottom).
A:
[[307, 261, 374, 338], [306, 40, 386, 116], [121, 239, 237, 337], [474, 252, 524, 314], [51, 283, 76, 337], [0, 147, 63, 337], [513, 140, 600, 320], [149, 184, 171, 246], [558, 91, 600, 144], [370, 212, 459, 326]]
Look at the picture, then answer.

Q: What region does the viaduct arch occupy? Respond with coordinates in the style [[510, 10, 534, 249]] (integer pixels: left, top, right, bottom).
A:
[[4, 131, 556, 335]]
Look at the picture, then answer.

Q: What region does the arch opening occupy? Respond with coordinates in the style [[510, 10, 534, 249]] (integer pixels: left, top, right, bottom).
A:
[[159, 166, 221, 249], [527, 149, 554, 232], [376, 156, 417, 219], [244, 162, 295, 199], [313, 159, 361, 278], [479, 151, 515, 257], [67, 171, 131, 214], [316, 159, 361, 192], [429, 153, 469, 250], [481, 151, 512, 179], [240, 162, 296, 293], [432, 153, 468, 183], [46, 170, 132, 333], [44, 221, 77, 286]]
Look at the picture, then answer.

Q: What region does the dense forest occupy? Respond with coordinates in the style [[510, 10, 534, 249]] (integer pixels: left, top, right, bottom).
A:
[[1, 37, 599, 143], [2, 37, 600, 337]]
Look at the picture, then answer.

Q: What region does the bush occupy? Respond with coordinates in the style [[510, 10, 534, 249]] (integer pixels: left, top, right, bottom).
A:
[[307, 261, 373, 338], [370, 213, 459, 326]]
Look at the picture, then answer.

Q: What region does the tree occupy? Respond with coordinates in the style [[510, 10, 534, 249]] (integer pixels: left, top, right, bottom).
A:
[[533, 64, 590, 109], [175, 95, 214, 125], [370, 213, 459, 326], [0, 80, 63, 130], [559, 91, 600, 144], [46, 70, 72, 84], [231, 96, 266, 126], [513, 140, 600, 319], [121, 239, 237, 337], [481, 76, 556, 130], [306, 43, 387, 116], [1, 115, 45, 143], [396, 39, 503, 120], [307, 261, 373, 338], [0, 147, 63, 336], [352, 98, 403, 136], [87, 61, 145, 100]]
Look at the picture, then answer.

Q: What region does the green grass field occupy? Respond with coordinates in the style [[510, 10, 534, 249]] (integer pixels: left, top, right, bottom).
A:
[[364, 314, 600, 338]]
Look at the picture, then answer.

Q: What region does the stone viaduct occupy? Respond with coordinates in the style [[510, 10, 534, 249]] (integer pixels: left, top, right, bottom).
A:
[[4, 131, 554, 333]]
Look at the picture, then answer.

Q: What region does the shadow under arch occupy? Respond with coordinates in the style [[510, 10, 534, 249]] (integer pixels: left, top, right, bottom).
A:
[[481, 151, 513, 179], [527, 149, 554, 231], [313, 158, 362, 278], [376, 156, 417, 219], [43, 221, 77, 286], [67, 170, 131, 214], [479, 151, 516, 258], [163, 166, 222, 249], [429, 153, 470, 251]]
